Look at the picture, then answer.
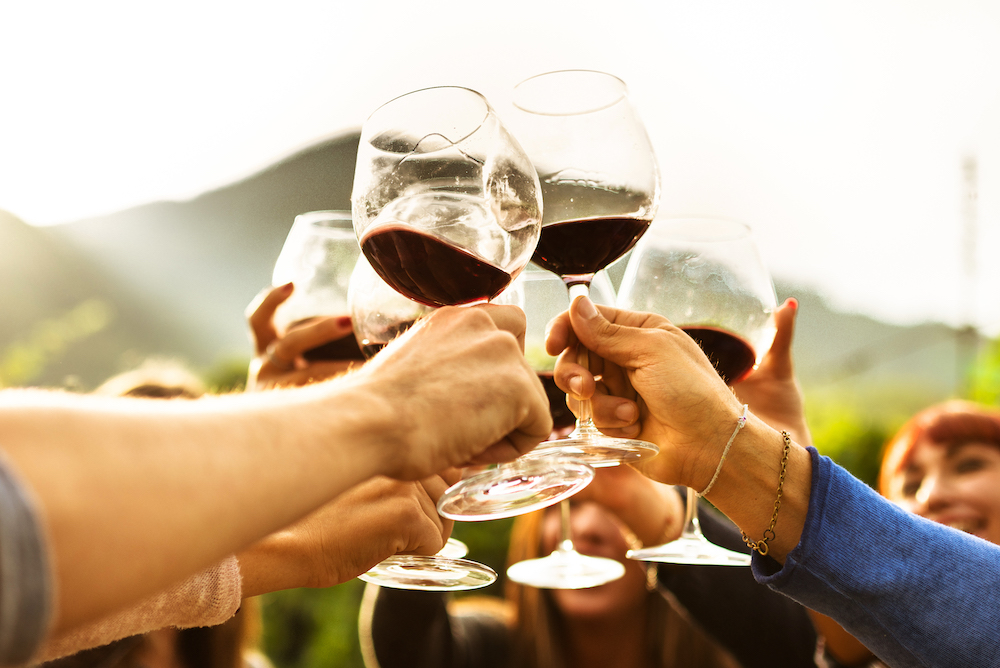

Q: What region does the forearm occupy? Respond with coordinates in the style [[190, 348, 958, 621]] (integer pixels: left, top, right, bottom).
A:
[[0, 381, 393, 634], [755, 450, 1000, 666]]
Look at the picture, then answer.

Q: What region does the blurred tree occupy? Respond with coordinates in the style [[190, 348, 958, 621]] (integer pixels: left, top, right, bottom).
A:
[[202, 356, 250, 394], [966, 335, 1000, 407]]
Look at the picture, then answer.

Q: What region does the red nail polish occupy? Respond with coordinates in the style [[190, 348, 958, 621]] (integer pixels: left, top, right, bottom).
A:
[[336, 316, 352, 328]]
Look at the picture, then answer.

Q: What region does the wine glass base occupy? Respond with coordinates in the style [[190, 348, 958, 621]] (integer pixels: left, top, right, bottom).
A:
[[507, 549, 626, 589], [437, 458, 594, 521], [528, 436, 659, 468], [358, 555, 497, 591], [627, 535, 751, 566], [437, 537, 468, 559]]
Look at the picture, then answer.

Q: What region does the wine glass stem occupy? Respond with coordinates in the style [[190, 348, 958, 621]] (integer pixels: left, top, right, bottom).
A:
[[565, 281, 601, 433], [558, 498, 574, 553], [682, 487, 706, 539]]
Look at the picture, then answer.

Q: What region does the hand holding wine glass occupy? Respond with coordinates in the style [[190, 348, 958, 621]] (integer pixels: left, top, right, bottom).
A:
[[509, 69, 660, 466], [269, 210, 366, 361], [616, 216, 777, 565]]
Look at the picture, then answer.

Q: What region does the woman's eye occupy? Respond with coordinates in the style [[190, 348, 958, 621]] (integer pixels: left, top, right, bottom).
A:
[[900, 479, 921, 497], [955, 458, 985, 474]]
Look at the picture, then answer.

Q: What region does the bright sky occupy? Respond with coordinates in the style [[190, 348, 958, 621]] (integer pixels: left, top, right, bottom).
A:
[[2, 1, 1000, 332]]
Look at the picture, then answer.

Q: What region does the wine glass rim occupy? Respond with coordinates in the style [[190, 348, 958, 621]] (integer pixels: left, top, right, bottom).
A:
[[364, 85, 493, 145], [290, 209, 355, 236], [512, 69, 628, 116], [649, 215, 753, 242]]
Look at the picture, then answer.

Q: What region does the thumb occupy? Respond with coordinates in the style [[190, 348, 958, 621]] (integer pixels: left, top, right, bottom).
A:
[[761, 298, 798, 378], [568, 296, 642, 368]]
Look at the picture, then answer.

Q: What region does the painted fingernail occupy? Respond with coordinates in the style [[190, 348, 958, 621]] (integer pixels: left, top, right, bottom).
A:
[[278, 281, 294, 293], [336, 316, 352, 328]]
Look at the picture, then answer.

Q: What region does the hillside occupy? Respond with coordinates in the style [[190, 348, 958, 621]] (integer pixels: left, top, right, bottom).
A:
[[1, 129, 977, 406]]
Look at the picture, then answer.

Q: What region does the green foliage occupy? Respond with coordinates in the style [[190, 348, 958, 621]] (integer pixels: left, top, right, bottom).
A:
[[966, 335, 1000, 407], [802, 382, 942, 488], [202, 356, 250, 394], [0, 300, 114, 387], [259, 581, 367, 668]]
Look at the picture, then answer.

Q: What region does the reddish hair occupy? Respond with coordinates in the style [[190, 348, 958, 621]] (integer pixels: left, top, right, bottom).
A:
[[878, 400, 1000, 495]]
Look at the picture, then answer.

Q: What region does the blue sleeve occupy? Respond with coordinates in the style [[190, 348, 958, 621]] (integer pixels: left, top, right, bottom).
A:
[[753, 446, 1000, 667], [0, 451, 52, 666]]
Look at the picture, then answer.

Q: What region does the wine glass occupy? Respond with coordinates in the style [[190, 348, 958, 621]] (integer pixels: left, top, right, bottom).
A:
[[352, 86, 540, 307], [505, 266, 625, 589], [617, 216, 777, 566], [354, 86, 594, 522], [270, 210, 366, 362], [509, 70, 660, 466], [349, 254, 499, 590]]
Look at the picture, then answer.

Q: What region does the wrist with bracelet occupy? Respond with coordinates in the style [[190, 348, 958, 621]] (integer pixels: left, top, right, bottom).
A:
[[697, 404, 792, 558]]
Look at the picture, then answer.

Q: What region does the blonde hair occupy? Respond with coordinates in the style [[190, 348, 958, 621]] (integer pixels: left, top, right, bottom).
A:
[[95, 359, 206, 399]]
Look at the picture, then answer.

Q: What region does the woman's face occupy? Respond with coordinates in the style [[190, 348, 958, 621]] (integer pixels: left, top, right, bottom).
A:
[[539, 500, 649, 620], [887, 437, 1000, 545]]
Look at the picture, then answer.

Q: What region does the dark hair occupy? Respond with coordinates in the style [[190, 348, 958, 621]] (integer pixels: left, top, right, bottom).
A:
[[879, 400, 1000, 494]]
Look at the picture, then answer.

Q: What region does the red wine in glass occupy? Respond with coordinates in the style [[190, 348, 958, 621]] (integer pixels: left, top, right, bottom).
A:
[[285, 317, 368, 362], [360, 226, 512, 307], [681, 327, 756, 385], [532, 217, 651, 278]]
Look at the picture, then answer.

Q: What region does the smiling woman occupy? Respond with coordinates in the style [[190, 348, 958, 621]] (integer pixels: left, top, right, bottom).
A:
[[880, 400, 1000, 544]]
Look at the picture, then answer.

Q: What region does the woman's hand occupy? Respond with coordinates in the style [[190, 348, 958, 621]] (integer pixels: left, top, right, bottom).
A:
[[245, 283, 360, 391], [733, 298, 813, 447], [572, 465, 685, 547], [237, 470, 460, 596]]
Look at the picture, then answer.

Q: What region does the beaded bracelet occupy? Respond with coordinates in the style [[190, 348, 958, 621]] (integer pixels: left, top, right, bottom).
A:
[[697, 404, 748, 497], [741, 430, 792, 556]]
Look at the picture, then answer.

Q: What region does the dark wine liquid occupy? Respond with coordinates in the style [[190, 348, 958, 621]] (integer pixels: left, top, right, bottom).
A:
[[360, 226, 512, 307], [531, 217, 651, 277], [681, 327, 756, 385], [537, 371, 576, 430], [361, 342, 387, 359], [288, 318, 367, 362]]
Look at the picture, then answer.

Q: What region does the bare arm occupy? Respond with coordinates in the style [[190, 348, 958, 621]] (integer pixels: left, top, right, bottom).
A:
[[2, 304, 551, 637]]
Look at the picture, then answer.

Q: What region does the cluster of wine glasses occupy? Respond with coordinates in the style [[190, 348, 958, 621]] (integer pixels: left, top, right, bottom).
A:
[[267, 70, 780, 590]]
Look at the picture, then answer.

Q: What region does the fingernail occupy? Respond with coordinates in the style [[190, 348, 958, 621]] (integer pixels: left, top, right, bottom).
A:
[[569, 375, 583, 397], [615, 403, 637, 423], [336, 316, 352, 328], [278, 281, 294, 293], [576, 296, 597, 319], [788, 297, 798, 311]]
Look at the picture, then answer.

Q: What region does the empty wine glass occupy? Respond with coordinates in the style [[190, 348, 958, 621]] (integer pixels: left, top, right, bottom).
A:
[[617, 216, 777, 566], [354, 85, 595, 522], [509, 70, 660, 467], [349, 254, 498, 590], [505, 266, 625, 589], [270, 210, 366, 362]]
